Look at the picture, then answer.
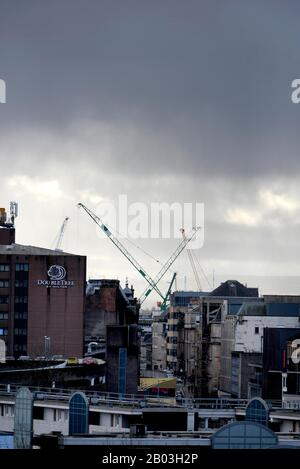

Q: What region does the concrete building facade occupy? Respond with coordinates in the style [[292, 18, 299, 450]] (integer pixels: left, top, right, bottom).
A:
[[219, 301, 300, 398], [152, 314, 167, 371]]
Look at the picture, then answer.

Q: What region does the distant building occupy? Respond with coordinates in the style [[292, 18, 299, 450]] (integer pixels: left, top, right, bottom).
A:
[[166, 281, 260, 396], [85, 279, 140, 394], [263, 327, 300, 405], [140, 332, 152, 373], [85, 279, 136, 345], [166, 291, 209, 374], [0, 212, 86, 358], [219, 300, 300, 399], [152, 312, 168, 372]]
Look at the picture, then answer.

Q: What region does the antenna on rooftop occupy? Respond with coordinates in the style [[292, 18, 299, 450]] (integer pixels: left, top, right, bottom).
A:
[[10, 201, 18, 226]]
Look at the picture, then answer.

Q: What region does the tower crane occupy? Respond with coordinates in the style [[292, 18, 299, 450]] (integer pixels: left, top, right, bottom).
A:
[[180, 227, 202, 291], [139, 226, 201, 304], [78, 203, 201, 304], [78, 203, 165, 300], [160, 272, 177, 312], [55, 217, 69, 251]]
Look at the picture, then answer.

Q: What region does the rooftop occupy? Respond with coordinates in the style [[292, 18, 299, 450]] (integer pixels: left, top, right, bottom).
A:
[[210, 280, 259, 298], [0, 243, 79, 256], [237, 302, 300, 317]]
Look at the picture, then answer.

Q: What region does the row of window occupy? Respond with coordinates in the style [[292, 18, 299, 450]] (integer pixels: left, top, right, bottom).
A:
[[167, 337, 178, 344], [0, 405, 68, 422], [14, 328, 27, 336], [15, 279, 28, 288], [0, 296, 28, 304], [0, 280, 28, 288], [16, 263, 29, 272], [14, 311, 28, 319], [14, 344, 27, 352], [15, 296, 28, 304], [0, 263, 29, 272], [0, 312, 28, 320], [0, 404, 124, 428], [0, 328, 8, 336], [170, 312, 184, 320], [167, 349, 177, 356]]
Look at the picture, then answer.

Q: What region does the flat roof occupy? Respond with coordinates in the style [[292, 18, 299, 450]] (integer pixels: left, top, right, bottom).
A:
[[0, 243, 83, 257]]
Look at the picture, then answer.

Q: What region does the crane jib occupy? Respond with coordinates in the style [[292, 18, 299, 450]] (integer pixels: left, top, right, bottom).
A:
[[101, 224, 111, 236]]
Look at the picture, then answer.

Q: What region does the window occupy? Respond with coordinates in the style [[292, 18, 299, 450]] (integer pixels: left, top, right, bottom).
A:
[[0, 312, 8, 320], [0, 280, 9, 288], [15, 279, 28, 288], [14, 328, 27, 336], [14, 311, 28, 320], [15, 263, 29, 272], [89, 411, 100, 426], [0, 264, 9, 272], [255, 327, 259, 334], [53, 409, 65, 422], [0, 328, 8, 336], [33, 407, 44, 420], [14, 344, 27, 352], [167, 336, 178, 344], [4, 405, 14, 417], [0, 296, 8, 304], [15, 296, 28, 304]]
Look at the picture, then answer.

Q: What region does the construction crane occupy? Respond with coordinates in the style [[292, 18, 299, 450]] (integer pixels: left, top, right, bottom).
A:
[[55, 217, 69, 251], [160, 272, 177, 312], [78, 203, 201, 304], [180, 227, 202, 291], [77, 203, 165, 300], [139, 226, 201, 305]]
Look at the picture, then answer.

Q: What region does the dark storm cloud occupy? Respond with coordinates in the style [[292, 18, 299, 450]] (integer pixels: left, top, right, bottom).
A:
[[2, 1, 300, 301], [1, 0, 300, 178]]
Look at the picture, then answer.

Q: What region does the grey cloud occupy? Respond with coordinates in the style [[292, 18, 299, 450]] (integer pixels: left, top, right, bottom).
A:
[[1, 1, 300, 179], [1, 1, 300, 303]]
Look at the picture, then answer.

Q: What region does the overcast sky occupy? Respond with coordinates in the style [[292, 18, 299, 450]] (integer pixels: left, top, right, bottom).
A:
[[1, 0, 300, 305]]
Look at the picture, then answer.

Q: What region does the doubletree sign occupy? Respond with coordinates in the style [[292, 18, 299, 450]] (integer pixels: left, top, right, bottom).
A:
[[37, 265, 75, 288]]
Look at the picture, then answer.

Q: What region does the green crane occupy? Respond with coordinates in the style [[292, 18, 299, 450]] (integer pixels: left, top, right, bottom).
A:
[[160, 272, 177, 311], [138, 226, 201, 305], [78, 202, 201, 305], [78, 202, 165, 300]]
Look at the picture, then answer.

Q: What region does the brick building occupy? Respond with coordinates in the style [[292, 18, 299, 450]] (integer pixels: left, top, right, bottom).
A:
[[85, 279, 140, 394], [0, 211, 86, 358]]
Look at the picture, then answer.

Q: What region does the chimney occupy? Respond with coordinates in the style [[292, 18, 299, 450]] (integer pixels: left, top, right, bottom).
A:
[[0, 208, 15, 245], [0, 227, 15, 245]]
